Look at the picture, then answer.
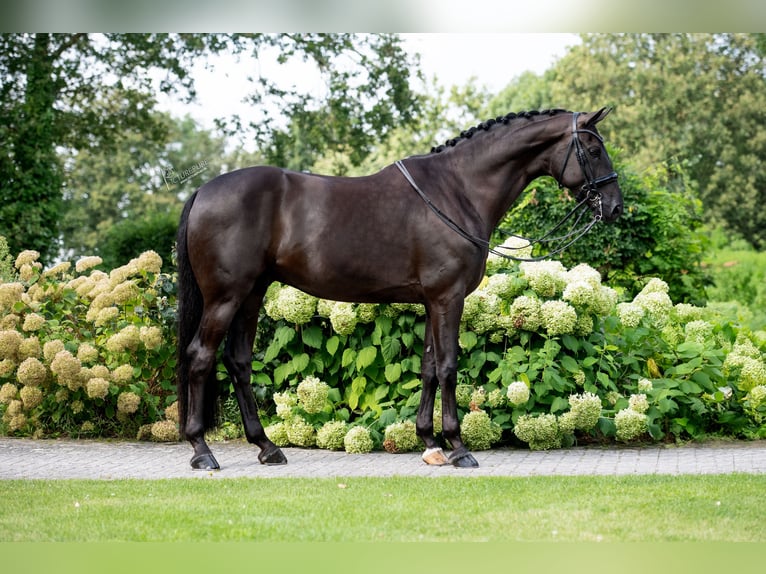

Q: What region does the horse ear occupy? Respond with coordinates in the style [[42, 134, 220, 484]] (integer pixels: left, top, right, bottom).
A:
[[587, 107, 612, 126]]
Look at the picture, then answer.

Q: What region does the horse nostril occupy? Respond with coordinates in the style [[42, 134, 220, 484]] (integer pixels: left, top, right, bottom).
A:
[[611, 204, 623, 219]]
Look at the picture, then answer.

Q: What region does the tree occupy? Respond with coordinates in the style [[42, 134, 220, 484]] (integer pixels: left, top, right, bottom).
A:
[[59, 112, 240, 260], [545, 33, 766, 249], [484, 70, 556, 116], [0, 33, 420, 262], [310, 79, 490, 176]]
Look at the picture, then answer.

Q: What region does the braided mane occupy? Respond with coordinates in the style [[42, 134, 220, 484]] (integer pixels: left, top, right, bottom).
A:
[[430, 108, 570, 154]]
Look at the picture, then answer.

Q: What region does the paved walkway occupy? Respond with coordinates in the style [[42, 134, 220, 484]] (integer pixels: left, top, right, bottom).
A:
[[1, 437, 765, 479]]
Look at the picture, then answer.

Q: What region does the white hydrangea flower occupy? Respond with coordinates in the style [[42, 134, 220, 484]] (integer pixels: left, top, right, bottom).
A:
[[540, 300, 577, 336], [562, 280, 596, 309], [506, 381, 530, 406], [273, 392, 297, 419], [634, 291, 673, 326], [463, 290, 502, 334], [615, 408, 648, 441], [275, 286, 317, 325], [567, 392, 602, 430], [684, 320, 714, 343], [296, 375, 329, 414], [486, 236, 532, 273], [484, 273, 519, 300], [509, 295, 542, 331], [747, 385, 766, 409], [637, 378, 653, 393], [329, 302, 357, 336], [673, 303, 704, 324], [519, 260, 566, 297], [591, 286, 619, 316], [628, 393, 650, 413], [640, 278, 670, 295], [565, 263, 602, 288]]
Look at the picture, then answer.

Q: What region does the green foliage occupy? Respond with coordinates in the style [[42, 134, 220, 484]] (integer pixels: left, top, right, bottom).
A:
[[0, 236, 14, 282], [3, 244, 765, 449], [703, 231, 766, 331], [99, 211, 179, 273], [498, 155, 709, 303], [546, 33, 766, 250]]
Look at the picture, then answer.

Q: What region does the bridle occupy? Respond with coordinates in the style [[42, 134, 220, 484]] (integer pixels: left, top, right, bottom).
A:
[[558, 111, 619, 209], [395, 111, 619, 262]]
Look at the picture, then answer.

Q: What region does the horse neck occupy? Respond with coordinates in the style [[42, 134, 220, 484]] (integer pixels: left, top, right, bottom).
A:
[[443, 115, 565, 234]]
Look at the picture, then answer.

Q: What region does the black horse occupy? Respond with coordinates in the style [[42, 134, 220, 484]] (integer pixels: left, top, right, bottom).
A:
[[176, 108, 623, 470]]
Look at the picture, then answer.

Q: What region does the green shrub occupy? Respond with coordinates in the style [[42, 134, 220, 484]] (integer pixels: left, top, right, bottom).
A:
[[0, 249, 178, 439], [497, 156, 710, 304], [3, 238, 766, 450], [99, 211, 179, 273], [704, 237, 766, 330]]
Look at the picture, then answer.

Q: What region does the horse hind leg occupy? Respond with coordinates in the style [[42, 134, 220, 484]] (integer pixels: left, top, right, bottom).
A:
[[223, 290, 287, 465], [184, 301, 241, 470]]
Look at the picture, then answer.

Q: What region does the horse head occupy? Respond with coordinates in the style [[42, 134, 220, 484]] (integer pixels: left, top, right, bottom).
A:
[[555, 108, 623, 223]]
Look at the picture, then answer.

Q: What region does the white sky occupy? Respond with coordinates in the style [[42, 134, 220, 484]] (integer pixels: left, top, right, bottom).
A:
[[159, 33, 579, 132]]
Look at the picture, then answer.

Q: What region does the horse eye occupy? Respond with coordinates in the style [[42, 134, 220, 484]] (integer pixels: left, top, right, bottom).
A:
[[589, 147, 602, 158]]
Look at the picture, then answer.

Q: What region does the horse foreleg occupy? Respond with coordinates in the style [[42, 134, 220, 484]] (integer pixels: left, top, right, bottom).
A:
[[223, 296, 287, 465], [430, 299, 479, 468], [417, 313, 448, 465]]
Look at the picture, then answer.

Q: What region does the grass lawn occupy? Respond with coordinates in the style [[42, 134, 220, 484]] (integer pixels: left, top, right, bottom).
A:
[[1, 474, 764, 542]]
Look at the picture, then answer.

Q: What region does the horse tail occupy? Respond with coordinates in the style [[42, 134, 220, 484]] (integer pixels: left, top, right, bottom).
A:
[[175, 190, 218, 438]]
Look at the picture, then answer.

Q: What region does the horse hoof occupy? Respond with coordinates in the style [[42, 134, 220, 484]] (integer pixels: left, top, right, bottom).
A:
[[449, 450, 479, 468], [259, 445, 287, 465], [190, 452, 220, 471], [422, 447, 449, 466]]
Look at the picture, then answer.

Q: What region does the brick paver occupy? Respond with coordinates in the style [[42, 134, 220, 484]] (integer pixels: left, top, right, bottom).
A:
[[1, 438, 765, 479]]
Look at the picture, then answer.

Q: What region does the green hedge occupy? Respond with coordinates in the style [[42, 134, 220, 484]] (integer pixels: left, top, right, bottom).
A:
[[1, 246, 765, 451]]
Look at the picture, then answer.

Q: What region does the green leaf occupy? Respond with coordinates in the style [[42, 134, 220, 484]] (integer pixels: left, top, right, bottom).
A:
[[401, 332, 414, 349], [253, 373, 272, 386], [352, 376, 367, 395], [349, 376, 367, 410], [262, 339, 282, 363], [378, 408, 398, 428], [357, 346, 378, 371], [301, 326, 324, 349], [274, 362, 295, 385], [385, 363, 402, 383], [459, 331, 478, 351], [562, 334, 580, 352], [560, 355, 581, 373], [326, 336, 340, 356], [275, 325, 296, 347], [374, 385, 390, 401], [342, 348, 356, 368], [550, 396, 570, 413], [401, 378, 421, 390], [381, 336, 401, 363], [375, 315, 393, 336], [291, 353, 310, 373]]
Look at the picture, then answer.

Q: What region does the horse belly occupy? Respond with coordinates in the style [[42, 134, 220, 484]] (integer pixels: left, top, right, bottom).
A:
[[274, 235, 425, 304]]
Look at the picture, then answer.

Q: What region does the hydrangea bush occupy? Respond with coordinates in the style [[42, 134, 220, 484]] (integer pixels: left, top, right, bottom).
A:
[[0, 249, 178, 440], [2, 239, 765, 452]]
